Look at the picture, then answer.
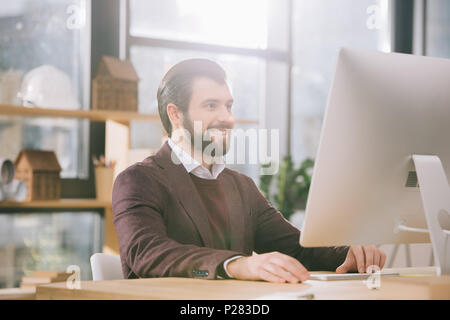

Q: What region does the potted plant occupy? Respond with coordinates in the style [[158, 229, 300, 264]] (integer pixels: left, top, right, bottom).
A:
[[259, 156, 314, 226]]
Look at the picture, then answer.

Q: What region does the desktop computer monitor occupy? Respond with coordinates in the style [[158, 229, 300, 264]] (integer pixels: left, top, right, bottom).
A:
[[300, 48, 450, 266]]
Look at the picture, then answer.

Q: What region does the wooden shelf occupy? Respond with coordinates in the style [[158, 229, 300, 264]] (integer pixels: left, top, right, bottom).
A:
[[0, 104, 259, 124], [0, 198, 111, 209], [0, 103, 258, 256], [0, 104, 159, 123]]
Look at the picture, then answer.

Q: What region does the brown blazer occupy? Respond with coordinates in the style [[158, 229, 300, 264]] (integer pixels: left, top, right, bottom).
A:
[[112, 142, 349, 280]]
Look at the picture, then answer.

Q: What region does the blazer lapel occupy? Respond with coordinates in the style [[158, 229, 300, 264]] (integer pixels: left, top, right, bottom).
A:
[[154, 142, 215, 248]]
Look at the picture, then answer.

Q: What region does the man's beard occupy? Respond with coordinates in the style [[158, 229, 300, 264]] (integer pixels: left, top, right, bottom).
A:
[[182, 115, 232, 158]]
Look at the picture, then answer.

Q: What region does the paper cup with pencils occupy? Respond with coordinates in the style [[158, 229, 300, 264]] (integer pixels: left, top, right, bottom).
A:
[[93, 155, 116, 201]]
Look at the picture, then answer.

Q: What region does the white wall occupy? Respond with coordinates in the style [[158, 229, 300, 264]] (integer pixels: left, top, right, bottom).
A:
[[379, 243, 434, 268]]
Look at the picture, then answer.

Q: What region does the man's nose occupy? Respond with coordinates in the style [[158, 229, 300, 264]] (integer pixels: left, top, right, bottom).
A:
[[217, 105, 235, 125]]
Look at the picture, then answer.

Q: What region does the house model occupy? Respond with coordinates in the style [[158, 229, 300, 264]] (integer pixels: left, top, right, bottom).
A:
[[14, 150, 62, 201], [92, 55, 139, 111]]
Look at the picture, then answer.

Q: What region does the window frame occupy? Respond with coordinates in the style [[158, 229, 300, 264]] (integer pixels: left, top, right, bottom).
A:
[[121, 0, 289, 63], [120, 0, 293, 170]]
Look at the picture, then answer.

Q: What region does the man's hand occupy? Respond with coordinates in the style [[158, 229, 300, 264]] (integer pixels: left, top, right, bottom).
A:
[[226, 252, 310, 283], [336, 245, 386, 274]]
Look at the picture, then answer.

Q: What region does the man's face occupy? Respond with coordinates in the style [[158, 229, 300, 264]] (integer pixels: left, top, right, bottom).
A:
[[182, 77, 235, 157]]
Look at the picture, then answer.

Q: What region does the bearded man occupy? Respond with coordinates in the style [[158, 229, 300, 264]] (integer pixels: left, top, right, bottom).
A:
[[112, 59, 386, 282]]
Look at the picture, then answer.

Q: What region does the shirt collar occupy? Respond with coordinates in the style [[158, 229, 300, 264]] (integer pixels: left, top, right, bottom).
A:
[[167, 138, 225, 180]]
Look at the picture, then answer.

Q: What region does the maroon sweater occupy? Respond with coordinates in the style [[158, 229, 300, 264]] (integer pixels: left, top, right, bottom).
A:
[[189, 173, 231, 251]]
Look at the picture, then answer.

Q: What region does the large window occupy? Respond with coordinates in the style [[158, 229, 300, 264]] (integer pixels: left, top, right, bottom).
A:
[[125, 0, 290, 181], [129, 46, 265, 150], [290, 0, 391, 162], [425, 0, 450, 58], [0, 0, 97, 289], [0, 0, 90, 178], [129, 0, 268, 49], [0, 211, 102, 288]]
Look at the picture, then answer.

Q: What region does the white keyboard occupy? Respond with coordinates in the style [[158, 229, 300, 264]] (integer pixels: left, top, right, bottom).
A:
[[309, 272, 400, 281]]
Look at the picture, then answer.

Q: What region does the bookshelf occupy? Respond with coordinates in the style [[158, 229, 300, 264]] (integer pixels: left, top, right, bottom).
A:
[[0, 104, 154, 255], [0, 104, 259, 255]]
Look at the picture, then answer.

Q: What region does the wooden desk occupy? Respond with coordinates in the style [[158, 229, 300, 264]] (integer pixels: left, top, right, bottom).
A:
[[0, 288, 36, 300], [35, 267, 450, 300]]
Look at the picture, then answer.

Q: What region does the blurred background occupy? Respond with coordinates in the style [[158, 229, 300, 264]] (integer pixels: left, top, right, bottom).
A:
[[0, 0, 449, 288]]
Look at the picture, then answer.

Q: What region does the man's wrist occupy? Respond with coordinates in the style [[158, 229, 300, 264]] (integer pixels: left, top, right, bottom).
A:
[[223, 255, 244, 278]]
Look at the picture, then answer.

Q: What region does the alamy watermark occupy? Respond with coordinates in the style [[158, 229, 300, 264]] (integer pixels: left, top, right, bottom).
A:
[[66, 265, 81, 289], [363, 265, 381, 290], [66, 1, 86, 30], [170, 121, 280, 175]]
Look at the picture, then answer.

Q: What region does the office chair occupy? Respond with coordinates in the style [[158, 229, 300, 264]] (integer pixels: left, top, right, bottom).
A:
[[90, 253, 124, 281]]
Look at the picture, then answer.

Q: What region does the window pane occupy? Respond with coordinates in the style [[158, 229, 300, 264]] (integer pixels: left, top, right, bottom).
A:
[[0, 0, 90, 178], [225, 123, 261, 183], [129, 0, 268, 49], [129, 45, 264, 148], [0, 211, 102, 288], [0, 117, 87, 178], [426, 0, 450, 59], [291, 0, 390, 162]]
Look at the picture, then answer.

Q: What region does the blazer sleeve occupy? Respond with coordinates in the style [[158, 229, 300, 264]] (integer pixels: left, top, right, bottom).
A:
[[112, 165, 244, 280], [246, 176, 349, 271]]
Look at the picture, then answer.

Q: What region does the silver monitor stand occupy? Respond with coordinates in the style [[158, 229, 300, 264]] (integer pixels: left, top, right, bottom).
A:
[[397, 155, 450, 275]]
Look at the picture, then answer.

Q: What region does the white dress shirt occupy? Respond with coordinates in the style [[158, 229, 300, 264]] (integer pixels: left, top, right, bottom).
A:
[[167, 138, 225, 179], [167, 138, 242, 278]]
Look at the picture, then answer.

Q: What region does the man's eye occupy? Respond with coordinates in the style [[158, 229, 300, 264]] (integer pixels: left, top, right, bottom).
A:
[[226, 104, 233, 110], [206, 103, 215, 109]]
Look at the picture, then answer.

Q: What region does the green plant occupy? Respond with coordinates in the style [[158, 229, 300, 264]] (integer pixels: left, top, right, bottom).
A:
[[260, 156, 314, 220]]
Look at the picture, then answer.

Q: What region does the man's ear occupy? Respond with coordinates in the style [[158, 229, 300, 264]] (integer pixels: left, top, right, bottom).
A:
[[167, 103, 184, 130]]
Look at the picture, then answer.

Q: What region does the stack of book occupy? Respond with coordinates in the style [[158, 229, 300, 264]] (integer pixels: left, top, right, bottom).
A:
[[20, 271, 72, 289]]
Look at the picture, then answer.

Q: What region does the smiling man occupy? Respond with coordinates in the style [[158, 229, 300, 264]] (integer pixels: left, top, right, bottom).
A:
[[112, 59, 386, 283]]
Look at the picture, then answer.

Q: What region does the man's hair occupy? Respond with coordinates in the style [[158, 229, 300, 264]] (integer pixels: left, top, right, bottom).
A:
[[157, 58, 227, 136]]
